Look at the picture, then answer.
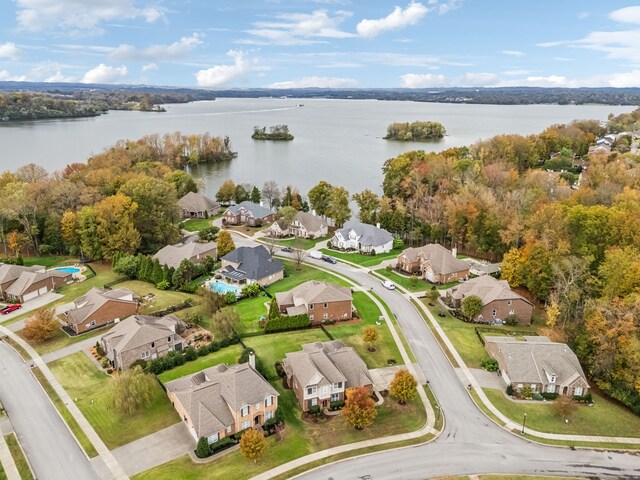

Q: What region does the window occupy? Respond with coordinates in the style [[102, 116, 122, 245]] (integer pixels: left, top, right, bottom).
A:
[[323, 303, 328, 308], [530, 384, 537, 392], [331, 393, 340, 401], [141, 351, 150, 359], [310, 398, 317, 406], [492, 309, 497, 317], [574, 387, 584, 396], [89, 321, 96, 327], [241, 420, 250, 430], [151, 342, 155, 348], [207, 433, 219, 444], [323, 313, 328, 320], [309, 314, 314, 321], [322, 385, 330, 393], [265, 396, 273, 408], [516, 384, 523, 390], [226, 426, 232, 433], [309, 304, 314, 310], [241, 406, 249, 417], [507, 300, 512, 306], [333, 382, 342, 389], [306, 386, 317, 395], [167, 336, 172, 342], [546, 384, 556, 393], [265, 410, 273, 420], [255, 403, 260, 410]]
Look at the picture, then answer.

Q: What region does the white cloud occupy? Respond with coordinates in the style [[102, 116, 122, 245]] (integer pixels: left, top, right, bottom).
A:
[[142, 63, 158, 72], [400, 73, 447, 87], [244, 9, 353, 45], [266, 76, 360, 88], [0, 42, 23, 60], [502, 50, 525, 57], [109, 33, 203, 61], [437, 0, 463, 15], [16, 0, 166, 34], [401, 71, 497, 87], [0, 62, 78, 82], [0, 71, 10, 80], [578, 11, 590, 20], [356, 2, 429, 38], [195, 50, 257, 87], [609, 6, 640, 25], [45, 71, 77, 82], [81, 63, 128, 83]]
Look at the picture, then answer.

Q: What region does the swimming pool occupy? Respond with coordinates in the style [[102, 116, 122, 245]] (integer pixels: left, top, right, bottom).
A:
[[210, 281, 240, 295], [54, 267, 81, 274]]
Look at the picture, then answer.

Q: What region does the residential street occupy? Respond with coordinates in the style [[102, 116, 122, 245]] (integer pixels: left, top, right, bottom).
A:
[[0, 341, 98, 480]]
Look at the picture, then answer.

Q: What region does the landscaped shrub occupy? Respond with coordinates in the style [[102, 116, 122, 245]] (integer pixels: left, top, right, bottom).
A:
[[532, 392, 544, 401], [264, 313, 309, 333], [520, 386, 533, 399], [129, 359, 147, 371], [196, 437, 210, 458], [95, 341, 105, 357], [574, 393, 593, 403], [156, 280, 170, 290], [506, 384, 514, 396], [504, 314, 519, 326], [480, 358, 499, 372], [101, 358, 111, 369], [541, 392, 558, 400], [274, 361, 286, 378], [241, 283, 262, 298], [209, 437, 234, 455], [330, 400, 345, 410], [309, 405, 321, 416], [224, 291, 238, 304], [184, 346, 198, 361]]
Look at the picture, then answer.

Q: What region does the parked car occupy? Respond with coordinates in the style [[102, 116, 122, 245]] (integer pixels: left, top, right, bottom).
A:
[[382, 280, 396, 290], [321, 255, 337, 264], [309, 250, 323, 260], [280, 247, 293, 253], [0, 304, 22, 315]]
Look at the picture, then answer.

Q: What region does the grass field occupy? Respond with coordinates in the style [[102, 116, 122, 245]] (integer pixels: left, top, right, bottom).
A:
[[19, 325, 106, 356], [22, 256, 74, 268], [375, 268, 428, 292], [319, 248, 402, 267], [114, 280, 199, 313], [49, 352, 179, 449], [181, 218, 213, 232], [4, 433, 33, 480], [157, 344, 244, 383], [0, 460, 5, 480], [270, 236, 329, 250]]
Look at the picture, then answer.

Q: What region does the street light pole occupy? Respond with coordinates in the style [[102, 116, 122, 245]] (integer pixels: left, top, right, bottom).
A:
[[521, 412, 527, 435]]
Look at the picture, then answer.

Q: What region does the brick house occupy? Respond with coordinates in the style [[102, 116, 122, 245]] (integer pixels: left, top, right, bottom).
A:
[[4, 269, 72, 303], [178, 192, 220, 219], [219, 246, 284, 287], [223, 201, 274, 226], [165, 353, 279, 444], [283, 340, 373, 411], [396, 244, 469, 284], [0, 264, 45, 299], [62, 287, 138, 335], [485, 336, 590, 397], [153, 240, 217, 270], [101, 314, 185, 370], [275, 280, 352, 325], [444, 275, 534, 325], [267, 211, 328, 239]]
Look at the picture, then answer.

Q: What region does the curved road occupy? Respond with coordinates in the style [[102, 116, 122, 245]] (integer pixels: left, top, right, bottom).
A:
[[0, 342, 98, 480], [296, 258, 640, 479]]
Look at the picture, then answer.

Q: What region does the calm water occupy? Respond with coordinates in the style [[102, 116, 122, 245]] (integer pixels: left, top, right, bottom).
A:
[[0, 98, 633, 194]]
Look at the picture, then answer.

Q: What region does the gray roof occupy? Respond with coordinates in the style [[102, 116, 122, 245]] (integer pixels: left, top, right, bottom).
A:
[[165, 363, 278, 438], [462, 258, 501, 275], [65, 287, 136, 326], [486, 336, 588, 386], [293, 211, 327, 232], [401, 244, 469, 276], [178, 192, 219, 213], [446, 275, 532, 306], [283, 340, 372, 389], [0, 264, 45, 285], [101, 314, 184, 355], [225, 201, 272, 220], [5, 269, 71, 296], [334, 221, 393, 248], [153, 241, 217, 269], [275, 281, 351, 311], [221, 246, 283, 281]]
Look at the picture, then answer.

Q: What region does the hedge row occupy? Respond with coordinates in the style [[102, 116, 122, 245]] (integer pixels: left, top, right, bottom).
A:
[[147, 335, 241, 375], [264, 313, 309, 333]]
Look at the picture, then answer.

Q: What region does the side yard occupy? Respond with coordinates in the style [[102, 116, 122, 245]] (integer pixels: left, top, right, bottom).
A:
[[375, 268, 427, 292], [319, 248, 401, 268]]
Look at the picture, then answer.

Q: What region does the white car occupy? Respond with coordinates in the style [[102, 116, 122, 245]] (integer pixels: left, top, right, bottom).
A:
[[309, 250, 323, 260], [382, 280, 396, 290]]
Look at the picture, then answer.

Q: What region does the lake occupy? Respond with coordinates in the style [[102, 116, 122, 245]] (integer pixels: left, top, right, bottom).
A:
[[0, 98, 632, 194]]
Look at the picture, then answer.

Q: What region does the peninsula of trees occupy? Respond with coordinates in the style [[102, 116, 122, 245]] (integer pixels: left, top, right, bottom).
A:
[[251, 125, 294, 141], [384, 121, 446, 141]]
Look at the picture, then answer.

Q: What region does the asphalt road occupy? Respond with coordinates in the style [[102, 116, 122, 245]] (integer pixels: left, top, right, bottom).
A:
[[0, 341, 98, 480], [297, 258, 640, 480]]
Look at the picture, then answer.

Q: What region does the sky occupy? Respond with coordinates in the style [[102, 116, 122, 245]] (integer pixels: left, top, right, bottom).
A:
[[1, 1, 640, 89]]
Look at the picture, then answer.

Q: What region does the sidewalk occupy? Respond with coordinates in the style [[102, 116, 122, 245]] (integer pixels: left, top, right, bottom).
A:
[[41, 335, 99, 364], [0, 430, 20, 480], [0, 325, 130, 479]]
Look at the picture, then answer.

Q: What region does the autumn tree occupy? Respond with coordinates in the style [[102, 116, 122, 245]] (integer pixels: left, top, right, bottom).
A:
[[292, 237, 307, 270], [216, 179, 236, 205], [343, 386, 377, 430], [460, 295, 483, 321], [77, 206, 102, 260], [239, 428, 267, 463], [327, 186, 351, 227], [553, 395, 577, 420], [60, 209, 80, 254], [95, 192, 141, 258], [211, 307, 241, 338], [276, 206, 297, 229], [353, 189, 380, 225], [361, 326, 380, 352], [598, 246, 640, 299], [6, 230, 27, 257], [307, 180, 333, 217], [389, 369, 418, 404], [22, 308, 59, 343], [109, 366, 158, 414], [261, 180, 280, 209], [216, 229, 235, 257], [199, 287, 226, 315], [165, 170, 198, 198]]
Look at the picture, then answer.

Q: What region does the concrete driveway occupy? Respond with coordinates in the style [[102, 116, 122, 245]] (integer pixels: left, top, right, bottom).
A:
[[2, 292, 63, 331], [369, 363, 426, 391], [469, 368, 506, 389]]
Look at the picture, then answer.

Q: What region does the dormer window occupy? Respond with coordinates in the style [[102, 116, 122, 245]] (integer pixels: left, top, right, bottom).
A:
[[241, 405, 249, 416], [550, 375, 556, 383]]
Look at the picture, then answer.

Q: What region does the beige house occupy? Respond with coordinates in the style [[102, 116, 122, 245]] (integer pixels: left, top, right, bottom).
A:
[[165, 354, 279, 444], [283, 340, 373, 411], [178, 192, 220, 219], [445, 275, 533, 325], [5, 269, 72, 303], [219, 246, 284, 287], [485, 336, 590, 397], [396, 244, 469, 284], [275, 281, 352, 325], [101, 314, 185, 370], [0, 264, 45, 299], [153, 241, 217, 270], [63, 287, 138, 335], [223, 201, 274, 226], [267, 212, 328, 239]]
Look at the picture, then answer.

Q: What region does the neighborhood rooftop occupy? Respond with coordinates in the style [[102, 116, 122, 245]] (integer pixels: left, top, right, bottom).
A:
[[178, 191, 219, 213], [404, 243, 469, 276], [335, 221, 393, 247], [220, 245, 283, 282], [226, 201, 272, 219], [153, 241, 216, 270], [64, 287, 136, 326], [447, 275, 532, 306]]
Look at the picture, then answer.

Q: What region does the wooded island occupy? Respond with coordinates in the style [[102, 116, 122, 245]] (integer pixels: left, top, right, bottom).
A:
[[252, 125, 294, 141], [384, 121, 446, 141]]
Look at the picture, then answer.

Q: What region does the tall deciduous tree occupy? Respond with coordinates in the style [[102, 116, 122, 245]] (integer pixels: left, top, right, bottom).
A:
[[165, 170, 198, 198], [22, 308, 59, 343], [95, 193, 141, 259], [389, 369, 417, 404], [77, 206, 102, 260], [307, 181, 333, 217], [261, 181, 280, 209], [343, 386, 377, 430], [211, 307, 241, 338], [216, 179, 236, 205], [239, 428, 267, 463], [460, 295, 483, 321], [327, 186, 351, 228], [109, 366, 158, 415], [353, 189, 380, 225], [216, 230, 235, 257]]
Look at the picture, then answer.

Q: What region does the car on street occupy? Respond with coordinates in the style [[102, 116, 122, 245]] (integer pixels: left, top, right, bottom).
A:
[[382, 280, 396, 290], [309, 250, 323, 260], [321, 255, 337, 264], [0, 304, 22, 315], [280, 247, 293, 253]]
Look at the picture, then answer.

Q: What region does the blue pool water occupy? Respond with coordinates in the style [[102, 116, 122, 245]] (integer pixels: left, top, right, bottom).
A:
[[210, 281, 240, 295], [55, 267, 81, 274]]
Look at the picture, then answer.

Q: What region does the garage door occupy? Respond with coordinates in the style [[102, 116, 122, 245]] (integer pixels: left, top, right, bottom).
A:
[[23, 290, 39, 302], [38, 286, 48, 295]]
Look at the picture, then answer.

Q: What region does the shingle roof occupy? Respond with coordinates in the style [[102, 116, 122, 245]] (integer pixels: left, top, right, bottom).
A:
[[0, 264, 45, 285], [275, 280, 352, 310], [101, 314, 184, 354], [165, 363, 279, 438], [221, 246, 283, 281], [178, 192, 219, 213], [284, 340, 372, 389], [446, 275, 532, 306], [335, 221, 393, 248], [153, 241, 217, 269], [225, 201, 272, 220], [65, 287, 136, 326], [401, 244, 469, 275], [486, 336, 588, 386], [5, 269, 71, 296], [293, 211, 327, 232]]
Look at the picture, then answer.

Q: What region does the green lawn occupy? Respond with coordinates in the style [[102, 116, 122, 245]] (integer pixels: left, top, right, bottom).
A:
[[270, 236, 329, 250], [4, 433, 33, 480], [22, 256, 74, 268], [484, 388, 640, 437], [319, 248, 402, 268], [114, 280, 199, 313], [49, 352, 179, 449], [20, 325, 106, 356], [326, 292, 403, 369], [375, 268, 428, 292], [157, 344, 244, 383], [182, 218, 213, 232], [0, 460, 5, 480]]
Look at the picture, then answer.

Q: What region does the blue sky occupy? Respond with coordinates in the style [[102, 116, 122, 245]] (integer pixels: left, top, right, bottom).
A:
[[1, 1, 640, 88]]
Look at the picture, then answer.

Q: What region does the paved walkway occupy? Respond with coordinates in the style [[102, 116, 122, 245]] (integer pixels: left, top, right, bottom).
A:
[[466, 368, 505, 390], [0, 325, 130, 479], [2, 292, 63, 331], [112, 423, 194, 476], [0, 428, 20, 480], [41, 335, 100, 364], [369, 363, 426, 391]]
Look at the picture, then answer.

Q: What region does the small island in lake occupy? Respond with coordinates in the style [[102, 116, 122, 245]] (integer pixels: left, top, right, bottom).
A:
[[252, 124, 294, 141], [384, 121, 446, 141]]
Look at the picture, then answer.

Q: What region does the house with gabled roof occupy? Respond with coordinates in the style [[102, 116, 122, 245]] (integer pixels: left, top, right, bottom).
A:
[[0, 264, 45, 299], [219, 246, 284, 286], [178, 192, 220, 219], [101, 314, 185, 370], [4, 269, 72, 303], [283, 340, 373, 411], [62, 287, 138, 335], [223, 201, 274, 226], [396, 244, 469, 284], [275, 280, 352, 325], [444, 275, 533, 325], [153, 241, 217, 270], [485, 336, 589, 397], [165, 354, 278, 445], [331, 221, 393, 254]]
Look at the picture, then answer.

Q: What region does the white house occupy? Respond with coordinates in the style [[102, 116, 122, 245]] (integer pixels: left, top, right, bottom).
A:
[[330, 221, 393, 254]]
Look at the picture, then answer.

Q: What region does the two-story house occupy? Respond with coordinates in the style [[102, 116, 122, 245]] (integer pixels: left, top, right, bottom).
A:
[[223, 201, 274, 226], [219, 246, 284, 287], [165, 352, 279, 445], [63, 287, 138, 334], [153, 240, 217, 270], [330, 221, 393, 254], [396, 244, 469, 284], [283, 340, 373, 411], [101, 314, 185, 370], [275, 280, 352, 325], [266, 211, 328, 239]]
